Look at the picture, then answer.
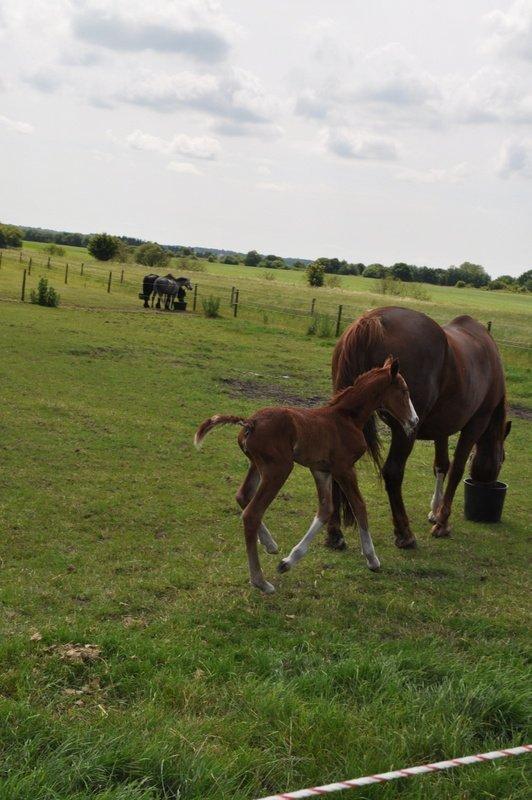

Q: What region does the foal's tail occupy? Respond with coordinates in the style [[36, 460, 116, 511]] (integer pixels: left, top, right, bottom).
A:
[[194, 414, 248, 449]]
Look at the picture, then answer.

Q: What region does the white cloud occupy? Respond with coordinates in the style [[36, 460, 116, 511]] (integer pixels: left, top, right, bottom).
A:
[[395, 163, 471, 184], [322, 127, 398, 161], [482, 0, 532, 62], [256, 181, 289, 192], [71, 0, 238, 62], [446, 67, 532, 124], [167, 160, 202, 175], [496, 137, 532, 177], [126, 129, 220, 159], [0, 113, 34, 134]]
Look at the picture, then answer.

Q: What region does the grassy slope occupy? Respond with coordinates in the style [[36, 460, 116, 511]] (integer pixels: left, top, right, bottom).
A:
[[0, 296, 530, 799]]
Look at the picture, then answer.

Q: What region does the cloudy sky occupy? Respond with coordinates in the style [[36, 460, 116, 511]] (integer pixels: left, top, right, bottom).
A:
[[1, 0, 531, 275]]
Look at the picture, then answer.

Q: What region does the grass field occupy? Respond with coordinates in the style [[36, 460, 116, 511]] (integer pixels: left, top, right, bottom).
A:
[[0, 244, 531, 799]]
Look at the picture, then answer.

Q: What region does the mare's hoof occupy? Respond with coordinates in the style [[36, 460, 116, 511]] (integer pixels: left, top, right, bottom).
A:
[[325, 533, 347, 551], [431, 523, 451, 538], [395, 536, 417, 549], [428, 511, 438, 524], [251, 579, 275, 594], [367, 558, 381, 572], [277, 559, 291, 573]]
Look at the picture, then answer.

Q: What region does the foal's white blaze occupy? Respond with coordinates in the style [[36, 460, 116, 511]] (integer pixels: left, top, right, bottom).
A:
[[279, 515, 323, 571]]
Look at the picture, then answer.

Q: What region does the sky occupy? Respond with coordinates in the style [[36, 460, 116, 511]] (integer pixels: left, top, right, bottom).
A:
[[1, 1, 532, 276]]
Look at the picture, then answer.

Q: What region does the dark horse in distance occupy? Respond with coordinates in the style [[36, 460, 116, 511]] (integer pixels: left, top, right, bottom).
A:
[[327, 306, 510, 549], [141, 274, 192, 309]]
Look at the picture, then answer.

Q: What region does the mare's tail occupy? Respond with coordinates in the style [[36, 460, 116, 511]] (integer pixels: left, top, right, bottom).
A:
[[331, 313, 385, 527], [194, 414, 248, 449]]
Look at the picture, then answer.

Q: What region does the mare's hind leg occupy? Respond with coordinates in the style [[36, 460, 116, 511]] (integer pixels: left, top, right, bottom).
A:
[[382, 423, 417, 548], [236, 463, 278, 554], [278, 470, 333, 573], [242, 461, 293, 593], [428, 436, 450, 523], [431, 416, 489, 538], [334, 468, 380, 571]]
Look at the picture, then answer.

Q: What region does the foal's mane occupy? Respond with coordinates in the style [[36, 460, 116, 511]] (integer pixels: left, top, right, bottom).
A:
[[327, 364, 387, 408]]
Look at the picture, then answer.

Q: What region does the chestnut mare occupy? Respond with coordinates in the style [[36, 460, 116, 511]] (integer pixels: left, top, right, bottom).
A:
[[328, 307, 511, 551], [195, 358, 418, 593]]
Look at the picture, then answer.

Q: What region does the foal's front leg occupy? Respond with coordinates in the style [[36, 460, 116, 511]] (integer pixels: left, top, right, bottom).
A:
[[278, 470, 332, 573], [336, 469, 380, 571]]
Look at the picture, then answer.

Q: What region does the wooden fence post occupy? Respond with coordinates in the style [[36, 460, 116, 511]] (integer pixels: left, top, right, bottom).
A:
[[230, 286, 235, 306], [193, 283, 198, 310], [487, 320, 492, 333], [310, 298, 316, 315], [0, 252, 2, 269], [107, 271, 112, 293], [19, 251, 22, 262], [80, 262, 84, 276], [47, 255, 51, 268], [233, 289, 239, 317], [28, 257, 32, 274], [120, 269, 124, 284], [64, 263, 69, 284], [335, 304, 343, 337], [21, 269, 27, 301]]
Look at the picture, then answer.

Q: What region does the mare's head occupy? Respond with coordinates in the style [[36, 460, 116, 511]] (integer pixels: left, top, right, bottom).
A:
[[470, 406, 511, 483], [379, 356, 419, 436]]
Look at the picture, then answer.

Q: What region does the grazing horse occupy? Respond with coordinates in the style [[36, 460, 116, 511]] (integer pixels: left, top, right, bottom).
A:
[[152, 275, 193, 309], [142, 274, 158, 308], [194, 358, 418, 593], [328, 307, 510, 551]]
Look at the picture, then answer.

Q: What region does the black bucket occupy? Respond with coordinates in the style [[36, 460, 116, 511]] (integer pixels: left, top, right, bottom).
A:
[[464, 478, 507, 523]]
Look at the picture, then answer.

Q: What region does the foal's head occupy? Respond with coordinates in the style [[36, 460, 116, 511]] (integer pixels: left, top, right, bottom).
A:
[[379, 356, 419, 436]]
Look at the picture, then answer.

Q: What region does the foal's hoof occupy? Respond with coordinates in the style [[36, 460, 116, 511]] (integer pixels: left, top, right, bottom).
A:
[[395, 536, 417, 549], [428, 511, 438, 524], [325, 532, 347, 551], [264, 541, 279, 555], [367, 557, 381, 572], [431, 523, 451, 538], [277, 559, 291, 574], [251, 579, 275, 594]]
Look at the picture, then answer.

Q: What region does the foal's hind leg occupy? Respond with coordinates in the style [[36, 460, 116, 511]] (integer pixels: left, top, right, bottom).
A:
[[236, 463, 278, 554], [278, 470, 333, 573], [242, 461, 293, 593], [428, 436, 450, 523]]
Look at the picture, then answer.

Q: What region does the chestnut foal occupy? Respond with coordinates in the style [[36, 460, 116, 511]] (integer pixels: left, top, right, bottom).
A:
[[194, 358, 418, 593]]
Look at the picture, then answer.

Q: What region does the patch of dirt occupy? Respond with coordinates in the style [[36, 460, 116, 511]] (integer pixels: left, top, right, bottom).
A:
[[509, 403, 532, 421], [47, 643, 102, 663], [220, 378, 324, 407]]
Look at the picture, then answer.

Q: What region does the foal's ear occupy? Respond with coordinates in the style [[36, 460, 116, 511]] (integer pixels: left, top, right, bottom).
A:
[[504, 420, 512, 439], [387, 356, 400, 380]]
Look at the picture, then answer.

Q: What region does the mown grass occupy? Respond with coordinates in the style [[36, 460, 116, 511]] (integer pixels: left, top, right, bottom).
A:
[[0, 291, 530, 799]]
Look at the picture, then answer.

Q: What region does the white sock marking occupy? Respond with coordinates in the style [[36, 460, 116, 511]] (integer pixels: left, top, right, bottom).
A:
[[431, 471, 446, 516], [359, 527, 380, 570], [281, 515, 324, 570]]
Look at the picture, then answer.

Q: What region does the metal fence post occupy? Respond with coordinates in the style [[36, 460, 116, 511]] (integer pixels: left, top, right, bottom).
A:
[[335, 304, 343, 337], [64, 263, 69, 284], [107, 271, 112, 293], [233, 289, 239, 317], [193, 283, 198, 310], [21, 269, 27, 301]]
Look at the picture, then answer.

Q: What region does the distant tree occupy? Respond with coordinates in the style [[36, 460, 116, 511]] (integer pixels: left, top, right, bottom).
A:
[[363, 264, 386, 278], [180, 247, 194, 256], [456, 262, 490, 287], [488, 279, 507, 291], [207, 254, 218, 262], [307, 262, 325, 287], [222, 254, 239, 265], [245, 249, 262, 266], [44, 243, 65, 256], [135, 242, 170, 268], [391, 262, 414, 282], [498, 274, 516, 284], [0, 223, 22, 248], [115, 240, 133, 263], [88, 232, 119, 261], [517, 269, 532, 286]]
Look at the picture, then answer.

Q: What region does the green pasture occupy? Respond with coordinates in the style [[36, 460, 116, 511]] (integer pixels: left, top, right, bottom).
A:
[[0, 271, 530, 798]]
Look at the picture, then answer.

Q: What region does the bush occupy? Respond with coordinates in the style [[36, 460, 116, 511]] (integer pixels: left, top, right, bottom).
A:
[[488, 279, 506, 291], [408, 283, 431, 301], [325, 275, 342, 288], [30, 277, 60, 307], [0, 223, 23, 248], [307, 313, 334, 338], [43, 243, 65, 256], [363, 264, 386, 278], [222, 254, 239, 265], [263, 271, 276, 281], [207, 255, 218, 262], [88, 233, 119, 261], [202, 296, 221, 318], [455, 280, 466, 288], [135, 242, 169, 268], [180, 259, 205, 273], [307, 262, 325, 287], [245, 250, 262, 266]]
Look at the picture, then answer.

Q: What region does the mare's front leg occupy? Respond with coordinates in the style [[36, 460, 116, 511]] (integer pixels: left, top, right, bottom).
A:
[[242, 461, 293, 593], [278, 470, 333, 573], [236, 462, 278, 554], [335, 468, 380, 571], [382, 423, 417, 548]]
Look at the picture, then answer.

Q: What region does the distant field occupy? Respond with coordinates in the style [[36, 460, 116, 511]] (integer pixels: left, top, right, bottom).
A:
[[2, 241, 530, 409], [0, 286, 530, 799]]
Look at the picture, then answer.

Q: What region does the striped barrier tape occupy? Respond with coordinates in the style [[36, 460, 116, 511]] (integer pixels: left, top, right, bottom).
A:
[[255, 744, 532, 800]]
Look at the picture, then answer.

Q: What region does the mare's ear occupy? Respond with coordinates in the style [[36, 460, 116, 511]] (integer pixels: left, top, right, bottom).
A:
[[504, 420, 512, 439]]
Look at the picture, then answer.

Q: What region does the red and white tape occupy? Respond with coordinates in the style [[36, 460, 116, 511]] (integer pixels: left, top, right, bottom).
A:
[[255, 744, 532, 800]]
